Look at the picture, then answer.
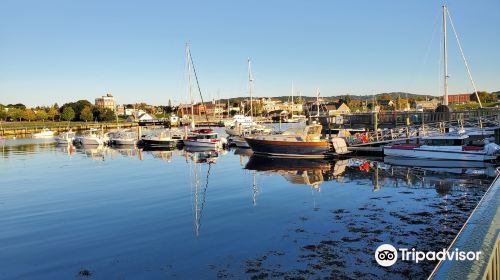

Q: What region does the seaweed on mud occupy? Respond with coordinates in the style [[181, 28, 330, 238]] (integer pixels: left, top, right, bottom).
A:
[[229, 185, 488, 279], [78, 269, 92, 277]]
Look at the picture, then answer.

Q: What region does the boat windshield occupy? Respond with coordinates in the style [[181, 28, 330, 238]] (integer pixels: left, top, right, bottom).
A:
[[197, 134, 218, 139], [424, 139, 465, 146]]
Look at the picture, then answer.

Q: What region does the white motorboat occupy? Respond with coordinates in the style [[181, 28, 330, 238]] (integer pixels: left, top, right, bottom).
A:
[[32, 128, 55, 138], [223, 114, 254, 128], [184, 128, 225, 149], [77, 129, 108, 146], [113, 131, 139, 146], [141, 129, 178, 148], [384, 134, 500, 161], [286, 115, 307, 123], [55, 130, 75, 144]]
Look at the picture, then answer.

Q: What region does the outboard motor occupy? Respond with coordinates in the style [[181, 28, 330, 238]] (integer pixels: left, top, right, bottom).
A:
[[484, 141, 500, 155]]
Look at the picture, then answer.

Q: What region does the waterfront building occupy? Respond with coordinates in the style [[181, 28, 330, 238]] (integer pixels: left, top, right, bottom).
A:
[[95, 93, 116, 111], [448, 93, 470, 104], [204, 103, 226, 116]]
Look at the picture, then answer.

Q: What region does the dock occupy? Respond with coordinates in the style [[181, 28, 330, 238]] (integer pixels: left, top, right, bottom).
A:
[[0, 122, 138, 136], [429, 170, 500, 279]]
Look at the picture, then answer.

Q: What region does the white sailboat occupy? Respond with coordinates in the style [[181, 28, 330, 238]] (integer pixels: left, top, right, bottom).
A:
[[182, 44, 225, 150], [384, 4, 498, 162], [225, 59, 271, 140], [286, 82, 306, 123]]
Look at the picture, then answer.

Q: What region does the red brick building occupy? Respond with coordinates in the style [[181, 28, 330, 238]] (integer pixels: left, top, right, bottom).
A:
[[448, 94, 470, 104]]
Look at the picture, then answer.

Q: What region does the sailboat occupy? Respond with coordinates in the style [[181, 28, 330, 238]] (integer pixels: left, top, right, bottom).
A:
[[384, 4, 500, 162], [286, 82, 306, 123], [225, 59, 270, 137], [182, 44, 225, 150]]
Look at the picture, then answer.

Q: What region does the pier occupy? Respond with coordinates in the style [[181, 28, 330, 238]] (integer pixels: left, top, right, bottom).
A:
[[0, 122, 138, 136]]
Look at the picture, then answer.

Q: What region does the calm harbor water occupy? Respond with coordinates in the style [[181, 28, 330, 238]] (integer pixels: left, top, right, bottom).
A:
[[0, 135, 495, 279]]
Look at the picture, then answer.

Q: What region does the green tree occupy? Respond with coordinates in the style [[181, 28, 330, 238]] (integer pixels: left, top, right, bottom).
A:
[[470, 91, 497, 103], [36, 110, 48, 121], [0, 108, 7, 120], [61, 107, 75, 122], [80, 106, 94, 122], [7, 103, 26, 109], [48, 106, 59, 121], [24, 109, 36, 122], [8, 108, 25, 121], [98, 108, 116, 122]]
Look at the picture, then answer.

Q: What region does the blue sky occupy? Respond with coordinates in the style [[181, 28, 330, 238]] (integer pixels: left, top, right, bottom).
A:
[[1, 0, 499, 106]]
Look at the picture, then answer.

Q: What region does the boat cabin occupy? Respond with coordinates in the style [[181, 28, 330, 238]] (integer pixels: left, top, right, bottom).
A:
[[422, 134, 469, 146]]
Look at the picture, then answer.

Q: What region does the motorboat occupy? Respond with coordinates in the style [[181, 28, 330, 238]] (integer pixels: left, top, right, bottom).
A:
[[383, 134, 500, 161], [141, 129, 178, 148], [184, 128, 225, 149], [244, 123, 332, 158], [55, 130, 75, 144], [32, 128, 55, 138], [286, 115, 307, 123], [224, 118, 271, 137], [110, 130, 139, 146], [76, 129, 108, 146], [223, 114, 254, 127]]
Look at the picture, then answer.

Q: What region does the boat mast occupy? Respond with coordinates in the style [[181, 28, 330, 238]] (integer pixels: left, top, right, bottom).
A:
[[291, 81, 294, 116], [442, 4, 449, 106], [316, 88, 320, 117], [248, 59, 253, 118], [186, 43, 195, 128]]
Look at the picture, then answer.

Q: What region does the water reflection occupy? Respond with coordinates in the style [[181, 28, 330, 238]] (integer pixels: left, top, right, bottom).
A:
[[184, 149, 219, 236], [244, 155, 495, 194], [1, 137, 498, 279]]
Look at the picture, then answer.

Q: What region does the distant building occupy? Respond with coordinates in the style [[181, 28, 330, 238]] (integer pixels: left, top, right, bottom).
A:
[[126, 110, 154, 122], [177, 103, 205, 116], [95, 93, 116, 111], [204, 103, 225, 115], [116, 105, 125, 116], [413, 98, 441, 111], [262, 98, 282, 112], [448, 94, 470, 104], [378, 100, 395, 107]]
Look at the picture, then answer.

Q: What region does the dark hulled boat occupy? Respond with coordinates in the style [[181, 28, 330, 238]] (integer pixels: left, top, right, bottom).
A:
[[244, 124, 331, 158]]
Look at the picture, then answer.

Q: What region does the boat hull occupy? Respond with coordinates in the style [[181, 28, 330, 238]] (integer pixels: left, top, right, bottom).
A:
[[79, 138, 104, 146], [114, 139, 138, 146], [245, 138, 331, 158], [183, 140, 220, 149], [142, 139, 176, 148], [384, 147, 496, 161]]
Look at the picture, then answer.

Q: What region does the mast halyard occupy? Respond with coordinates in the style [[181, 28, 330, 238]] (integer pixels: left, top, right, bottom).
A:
[[186, 43, 195, 128], [442, 4, 449, 106]]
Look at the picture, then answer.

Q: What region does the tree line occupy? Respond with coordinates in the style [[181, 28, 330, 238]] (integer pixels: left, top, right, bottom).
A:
[[0, 100, 116, 122]]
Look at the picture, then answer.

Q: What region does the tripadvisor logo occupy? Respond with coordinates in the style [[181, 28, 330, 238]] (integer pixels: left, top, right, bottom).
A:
[[374, 244, 482, 267], [375, 244, 398, 267]]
